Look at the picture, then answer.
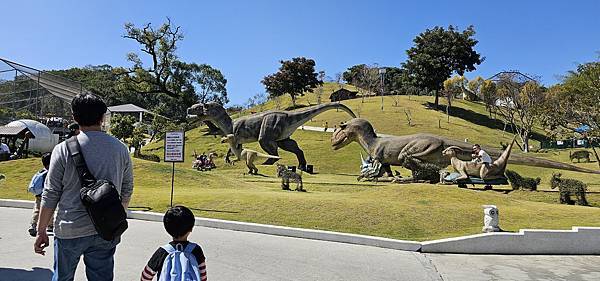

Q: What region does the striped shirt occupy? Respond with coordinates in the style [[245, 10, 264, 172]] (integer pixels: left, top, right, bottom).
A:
[[141, 241, 206, 281]]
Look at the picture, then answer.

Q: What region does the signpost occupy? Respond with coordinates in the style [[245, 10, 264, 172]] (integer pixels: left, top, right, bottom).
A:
[[164, 131, 185, 207]]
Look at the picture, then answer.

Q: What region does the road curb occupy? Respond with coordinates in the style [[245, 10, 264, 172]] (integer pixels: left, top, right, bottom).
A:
[[4, 199, 599, 254], [0, 199, 421, 251]]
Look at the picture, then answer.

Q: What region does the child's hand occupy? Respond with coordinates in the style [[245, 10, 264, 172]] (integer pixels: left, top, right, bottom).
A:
[[34, 231, 49, 256]]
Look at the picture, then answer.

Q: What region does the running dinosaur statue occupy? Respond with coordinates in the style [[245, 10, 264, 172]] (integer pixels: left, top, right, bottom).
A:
[[331, 118, 600, 176], [187, 102, 356, 170], [441, 137, 516, 180]]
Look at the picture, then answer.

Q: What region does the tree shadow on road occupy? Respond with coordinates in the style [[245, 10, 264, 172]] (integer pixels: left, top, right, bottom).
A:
[[0, 267, 52, 281]]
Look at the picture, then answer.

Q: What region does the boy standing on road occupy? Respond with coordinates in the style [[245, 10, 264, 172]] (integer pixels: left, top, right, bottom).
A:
[[27, 152, 54, 237], [141, 206, 207, 281]]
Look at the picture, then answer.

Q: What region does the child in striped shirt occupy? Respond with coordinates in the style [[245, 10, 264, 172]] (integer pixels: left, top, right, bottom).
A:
[[141, 206, 207, 281]]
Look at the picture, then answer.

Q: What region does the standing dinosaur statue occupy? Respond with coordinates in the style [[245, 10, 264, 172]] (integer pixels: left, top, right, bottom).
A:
[[221, 134, 280, 175], [331, 118, 600, 175], [187, 102, 356, 170]]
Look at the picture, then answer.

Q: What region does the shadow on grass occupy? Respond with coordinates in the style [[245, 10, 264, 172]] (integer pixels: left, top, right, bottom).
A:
[[423, 102, 550, 143], [128, 206, 153, 212], [284, 104, 309, 111], [243, 173, 269, 177], [189, 207, 240, 214], [0, 267, 53, 280]]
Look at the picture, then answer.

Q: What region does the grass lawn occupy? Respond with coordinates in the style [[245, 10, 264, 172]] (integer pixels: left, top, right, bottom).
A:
[[2, 129, 599, 241], [2, 88, 599, 241]]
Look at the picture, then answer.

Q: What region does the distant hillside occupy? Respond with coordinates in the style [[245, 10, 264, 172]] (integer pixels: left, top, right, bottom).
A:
[[239, 82, 545, 149]]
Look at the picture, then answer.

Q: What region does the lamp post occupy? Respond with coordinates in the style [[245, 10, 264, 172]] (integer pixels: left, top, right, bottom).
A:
[[379, 68, 386, 111]]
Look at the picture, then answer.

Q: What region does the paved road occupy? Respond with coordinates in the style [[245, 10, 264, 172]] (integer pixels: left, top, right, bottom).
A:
[[2, 207, 600, 281]]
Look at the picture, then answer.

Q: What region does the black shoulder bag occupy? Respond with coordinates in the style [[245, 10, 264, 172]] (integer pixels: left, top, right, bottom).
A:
[[66, 136, 128, 241]]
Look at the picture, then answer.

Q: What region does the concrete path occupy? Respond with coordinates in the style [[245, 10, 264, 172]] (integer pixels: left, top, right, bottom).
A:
[[1, 207, 599, 281]]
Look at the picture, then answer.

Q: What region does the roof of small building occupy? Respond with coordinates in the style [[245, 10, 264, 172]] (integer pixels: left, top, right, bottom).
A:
[[0, 125, 28, 137], [330, 88, 358, 94], [107, 104, 150, 113]]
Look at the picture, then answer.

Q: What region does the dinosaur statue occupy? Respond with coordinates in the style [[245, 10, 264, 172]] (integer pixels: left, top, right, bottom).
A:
[[221, 134, 280, 174], [441, 137, 516, 180], [188, 102, 356, 170], [331, 118, 600, 175]]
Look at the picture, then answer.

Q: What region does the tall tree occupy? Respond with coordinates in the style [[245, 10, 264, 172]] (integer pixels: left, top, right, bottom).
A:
[[261, 57, 322, 108], [542, 60, 600, 166], [121, 18, 183, 98], [316, 71, 326, 104], [119, 18, 228, 120], [493, 73, 546, 152], [403, 25, 483, 107], [342, 64, 367, 84], [480, 79, 497, 117]]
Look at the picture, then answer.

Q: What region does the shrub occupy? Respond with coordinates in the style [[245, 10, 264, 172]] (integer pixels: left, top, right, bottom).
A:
[[505, 170, 540, 191], [134, 153, 160, 162]]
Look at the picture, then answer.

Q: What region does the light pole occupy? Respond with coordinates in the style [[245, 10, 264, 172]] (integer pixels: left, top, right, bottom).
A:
[[379, 68, 386, 111]]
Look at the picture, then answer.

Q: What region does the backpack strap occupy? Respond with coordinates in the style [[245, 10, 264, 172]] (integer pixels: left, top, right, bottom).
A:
[[161, 243, 177, 254], [183, 242, 197, 253], [65, 136, 96, 184]]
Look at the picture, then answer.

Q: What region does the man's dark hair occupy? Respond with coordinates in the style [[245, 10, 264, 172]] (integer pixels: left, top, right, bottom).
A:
[[71, 94, 107, 126], [41, 152, 51, 168], [163, 205, 195, 238], [473, 144, 481, 148]]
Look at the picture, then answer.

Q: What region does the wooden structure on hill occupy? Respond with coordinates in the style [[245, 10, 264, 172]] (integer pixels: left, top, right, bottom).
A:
[[329, 88, 358, 102]]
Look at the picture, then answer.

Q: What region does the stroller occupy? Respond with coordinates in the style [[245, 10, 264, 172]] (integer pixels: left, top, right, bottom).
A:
[[192, 151, 217, 171]]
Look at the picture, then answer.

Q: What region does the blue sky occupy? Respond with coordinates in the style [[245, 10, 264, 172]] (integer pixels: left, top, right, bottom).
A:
[[1, 0, 599, 105]]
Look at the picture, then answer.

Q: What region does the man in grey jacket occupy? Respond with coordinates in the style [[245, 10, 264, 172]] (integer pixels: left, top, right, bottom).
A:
[[34, 93, 133, 281]]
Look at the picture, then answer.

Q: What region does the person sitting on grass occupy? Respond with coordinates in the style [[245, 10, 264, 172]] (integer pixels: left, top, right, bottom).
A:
[[141, 206, 207, 281], [27, 152, 54, 237]]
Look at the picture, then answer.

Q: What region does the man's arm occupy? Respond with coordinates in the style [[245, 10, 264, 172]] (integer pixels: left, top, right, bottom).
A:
[[121, 152, 134, 209], [33, 206, 55, 255]]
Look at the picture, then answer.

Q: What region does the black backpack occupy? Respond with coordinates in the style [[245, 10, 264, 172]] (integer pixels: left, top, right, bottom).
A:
[[66, 137, 128, 241]]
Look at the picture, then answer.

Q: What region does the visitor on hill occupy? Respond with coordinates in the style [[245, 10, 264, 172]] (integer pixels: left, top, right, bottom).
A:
[[0, 140, 10, 154], [66, 122, 80, 138], [34, 93, 134, 281], [141, 206, 207, 281], [27, 152, 55, 237], [472, 144, 492, 166]]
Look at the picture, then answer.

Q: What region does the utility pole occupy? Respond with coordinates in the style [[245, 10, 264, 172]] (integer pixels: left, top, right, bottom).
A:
[[379, 68, 386, 111]]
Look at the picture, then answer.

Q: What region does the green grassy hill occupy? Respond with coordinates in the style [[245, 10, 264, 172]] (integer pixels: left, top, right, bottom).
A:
[[1, 83, 599, 241], [242, 82, 545, 148]]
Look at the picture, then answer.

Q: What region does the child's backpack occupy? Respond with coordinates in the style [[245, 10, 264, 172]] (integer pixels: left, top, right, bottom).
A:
[[159, 242, 201, 281], [27, 169, 48, 196]]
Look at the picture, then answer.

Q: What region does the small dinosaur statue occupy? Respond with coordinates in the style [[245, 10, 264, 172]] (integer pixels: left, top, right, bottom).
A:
[[331, 118, 600, 175], [188, 102, 356, 170], [221, 134, 280, 174], [442, 136, 516, 180]]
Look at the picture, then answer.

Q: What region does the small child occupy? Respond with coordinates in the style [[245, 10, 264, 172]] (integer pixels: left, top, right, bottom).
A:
[[27, 152, 54, 237], [141, 206, 207, 281]]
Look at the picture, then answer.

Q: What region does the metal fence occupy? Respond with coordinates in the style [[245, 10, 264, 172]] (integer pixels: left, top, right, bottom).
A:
[[540, 138, 600, 149]]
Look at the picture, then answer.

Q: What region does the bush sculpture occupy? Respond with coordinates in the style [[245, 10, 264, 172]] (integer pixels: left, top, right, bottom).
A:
[[505, 170, 540, 191], [550, 173, 588, 206]]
